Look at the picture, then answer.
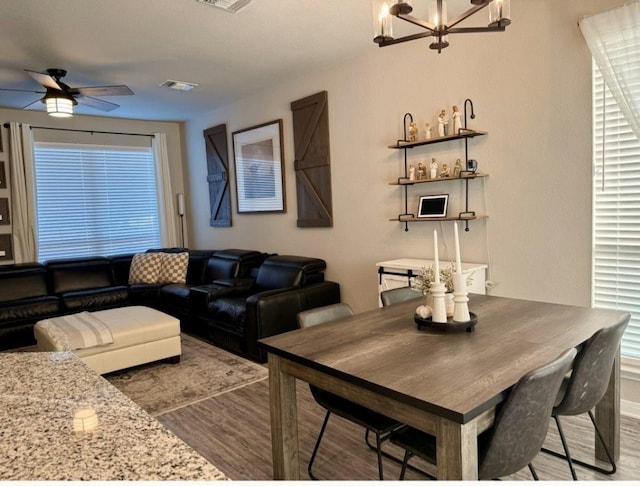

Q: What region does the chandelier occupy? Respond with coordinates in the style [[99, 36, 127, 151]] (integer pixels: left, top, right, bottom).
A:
[[373, 0, 511, 53]]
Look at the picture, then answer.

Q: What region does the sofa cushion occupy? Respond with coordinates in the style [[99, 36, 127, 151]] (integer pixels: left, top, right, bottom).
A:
[[255, 255, 327, 290], [158, 252, 189, 284], [59, 287, 129, 311], [0, 264, 49, 302], [0, 297, 61, 323], [128, 253, 163, 284], [47, 257, 115, 294]]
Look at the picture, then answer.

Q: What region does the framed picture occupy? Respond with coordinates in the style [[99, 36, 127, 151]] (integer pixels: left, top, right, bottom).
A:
[[0, 234, 12, 261], [418, 194, 449, 218], [0, 162, 6, 189], [232, 119, 286, 213], [0, 198, 9, 225]]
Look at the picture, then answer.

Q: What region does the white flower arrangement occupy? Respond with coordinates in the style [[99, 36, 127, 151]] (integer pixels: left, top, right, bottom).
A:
[[411, 264, 474, 294]]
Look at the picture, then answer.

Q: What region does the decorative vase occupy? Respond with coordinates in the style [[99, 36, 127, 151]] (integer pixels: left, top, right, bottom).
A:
[[427, 292, 455, 318]]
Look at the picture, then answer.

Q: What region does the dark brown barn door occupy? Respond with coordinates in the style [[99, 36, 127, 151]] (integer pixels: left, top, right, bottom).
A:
[[203, 123, 232, 227], [291, 91, 333, 228]]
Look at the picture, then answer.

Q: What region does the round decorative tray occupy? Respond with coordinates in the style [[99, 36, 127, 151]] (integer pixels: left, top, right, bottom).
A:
[[414, 312, 478, 332]]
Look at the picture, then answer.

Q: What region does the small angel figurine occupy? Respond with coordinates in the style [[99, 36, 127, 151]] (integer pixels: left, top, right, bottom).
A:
[[429, 158, 438, 179], [409, 122, 418, 142], [424, 122, 432, 140], [451, 105, 462, 134], [453, 158, 463, 178], [438, 109, 449, 137], [439, 163, 450, 178]]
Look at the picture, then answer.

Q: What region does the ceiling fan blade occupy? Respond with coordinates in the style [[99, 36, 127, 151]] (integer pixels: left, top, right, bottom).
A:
[[75, 94, 120, 112], [74, 85, 134, 97], [0, 87, 46, 94], [25, 69, 62, 90], [21, 97, 44, 110]]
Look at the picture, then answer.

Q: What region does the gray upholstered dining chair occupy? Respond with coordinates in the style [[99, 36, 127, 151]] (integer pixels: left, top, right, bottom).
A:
[[297, 303, 402, 480], [380, 286, 422, 306], [542, 313, 630, 480], [389, 347, 577, 480]]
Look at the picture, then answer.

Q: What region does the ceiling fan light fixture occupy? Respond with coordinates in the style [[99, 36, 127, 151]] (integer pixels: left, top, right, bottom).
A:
[[46, 95, 73, 118]]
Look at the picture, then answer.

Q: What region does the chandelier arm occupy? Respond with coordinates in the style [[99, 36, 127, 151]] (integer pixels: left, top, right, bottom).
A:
[[378, 31, 433, 47], [447, 2, 491, 29], [448, 26, 506, 34], [396, 13, 435, 32]]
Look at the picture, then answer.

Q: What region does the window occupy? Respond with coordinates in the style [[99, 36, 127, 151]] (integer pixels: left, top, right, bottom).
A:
[[33, 143, 161, 261], [592, 64, 640, 359]]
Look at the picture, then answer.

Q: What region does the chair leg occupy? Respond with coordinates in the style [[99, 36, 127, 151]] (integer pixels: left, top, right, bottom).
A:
[[528, 463, 539, 481], [365, 428, 435, 479], [585, 410, 617, 475], [541, 412, 616, 478], [308, 411, 331, 480], [399, 450, 412, 480], [554, 416, 578, 480]]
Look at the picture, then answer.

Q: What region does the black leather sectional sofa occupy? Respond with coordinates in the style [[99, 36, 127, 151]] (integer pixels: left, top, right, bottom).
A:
[[0, 248, 341, 362]]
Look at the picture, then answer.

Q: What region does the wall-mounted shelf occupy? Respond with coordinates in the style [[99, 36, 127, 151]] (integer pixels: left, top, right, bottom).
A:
[[390, 172, 488, 186], [389, 111, 487, 232], [388, 129, 487, 149]]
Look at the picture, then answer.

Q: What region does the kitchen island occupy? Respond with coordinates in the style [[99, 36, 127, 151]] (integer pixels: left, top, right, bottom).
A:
[[0, 351, 227, 480]]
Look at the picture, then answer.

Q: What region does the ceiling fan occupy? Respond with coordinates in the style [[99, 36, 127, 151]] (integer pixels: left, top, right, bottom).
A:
[[0, 68, 133, 117]]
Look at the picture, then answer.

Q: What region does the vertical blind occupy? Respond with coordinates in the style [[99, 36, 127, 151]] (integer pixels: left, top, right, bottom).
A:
[[592, 64, 640, 359], [33, 142, 161, 261]]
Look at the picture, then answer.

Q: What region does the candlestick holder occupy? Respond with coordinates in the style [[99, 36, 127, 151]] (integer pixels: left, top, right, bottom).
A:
[[429, 281, 447, 323], [453, 272, 471, 323]]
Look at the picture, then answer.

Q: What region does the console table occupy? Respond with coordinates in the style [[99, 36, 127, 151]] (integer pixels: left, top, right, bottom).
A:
[[0, 352, 226, 480]]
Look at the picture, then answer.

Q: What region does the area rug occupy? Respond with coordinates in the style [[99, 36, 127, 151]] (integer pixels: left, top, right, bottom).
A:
[[105, 334, 268, 417]]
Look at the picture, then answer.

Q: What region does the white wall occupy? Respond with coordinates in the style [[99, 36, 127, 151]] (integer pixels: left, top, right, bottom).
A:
[[182, 0, 640, 414], [184, 0, 626, 312]]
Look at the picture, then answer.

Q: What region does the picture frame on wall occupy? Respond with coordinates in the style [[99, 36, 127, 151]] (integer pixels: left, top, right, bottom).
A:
[[0, 162, 6, 189], [232, 119, 286, 213], [417, 194, 449, 218]]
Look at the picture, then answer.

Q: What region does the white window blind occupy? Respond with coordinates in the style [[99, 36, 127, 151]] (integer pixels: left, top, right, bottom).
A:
[[33, 142, 161, 261], [592, 64, 640, 359]]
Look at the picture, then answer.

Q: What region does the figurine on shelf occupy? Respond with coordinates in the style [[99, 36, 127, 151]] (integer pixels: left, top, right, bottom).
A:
[[417, 162, 427, 180], [429, 158, 438, 179], [453, 158, 463, 177], [424, 122, 432, 140], [438, 109, 449, 137], [439, 163, 450, 178], [409, 122, 418, 142], [409, 164, 416, 181], [452, 105, 462, 134]]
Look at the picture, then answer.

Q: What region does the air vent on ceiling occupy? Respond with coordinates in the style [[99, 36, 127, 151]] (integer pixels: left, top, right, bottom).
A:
[[196, 0, 252, 13], [160, 80, 199, 91]]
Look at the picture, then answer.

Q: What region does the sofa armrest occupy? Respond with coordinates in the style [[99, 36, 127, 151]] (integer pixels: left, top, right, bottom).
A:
[[245, 281, 341, 362]]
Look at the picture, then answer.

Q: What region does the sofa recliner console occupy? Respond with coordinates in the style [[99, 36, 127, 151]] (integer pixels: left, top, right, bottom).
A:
[[0, 249, 341, 362]]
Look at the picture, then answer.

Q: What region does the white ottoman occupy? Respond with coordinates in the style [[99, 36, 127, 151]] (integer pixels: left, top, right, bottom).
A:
[[35, 306, 181, 375]]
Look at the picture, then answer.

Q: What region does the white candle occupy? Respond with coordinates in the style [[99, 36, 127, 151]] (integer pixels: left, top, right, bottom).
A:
[[454, 221, 462, 274], [434, 229, 440, 284]]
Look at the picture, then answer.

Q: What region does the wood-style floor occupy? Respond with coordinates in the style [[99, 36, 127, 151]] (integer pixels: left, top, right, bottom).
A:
[[157, 378, 640, 481]]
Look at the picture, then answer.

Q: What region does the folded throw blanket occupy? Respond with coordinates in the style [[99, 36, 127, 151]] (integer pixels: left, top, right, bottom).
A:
[[37, 312, 114, 351]]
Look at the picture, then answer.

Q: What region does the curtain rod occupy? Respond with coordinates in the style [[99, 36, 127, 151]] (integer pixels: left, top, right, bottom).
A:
[[2, 122, 154, 138]]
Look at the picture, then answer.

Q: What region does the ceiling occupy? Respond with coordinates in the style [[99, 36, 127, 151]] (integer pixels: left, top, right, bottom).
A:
[[0, 0, 374, 122], [0, 0, 489, 122]]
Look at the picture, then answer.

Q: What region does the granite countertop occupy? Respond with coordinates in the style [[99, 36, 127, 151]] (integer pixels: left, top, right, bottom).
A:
[[0, 352, 227, 480]]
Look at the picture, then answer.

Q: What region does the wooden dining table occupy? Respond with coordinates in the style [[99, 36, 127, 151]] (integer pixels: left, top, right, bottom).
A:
[[259, 293, 626, 480]]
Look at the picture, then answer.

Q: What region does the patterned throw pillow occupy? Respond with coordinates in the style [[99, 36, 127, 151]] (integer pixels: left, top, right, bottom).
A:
[[157, 252, 189, 284], [128, 252, 163, 284]]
